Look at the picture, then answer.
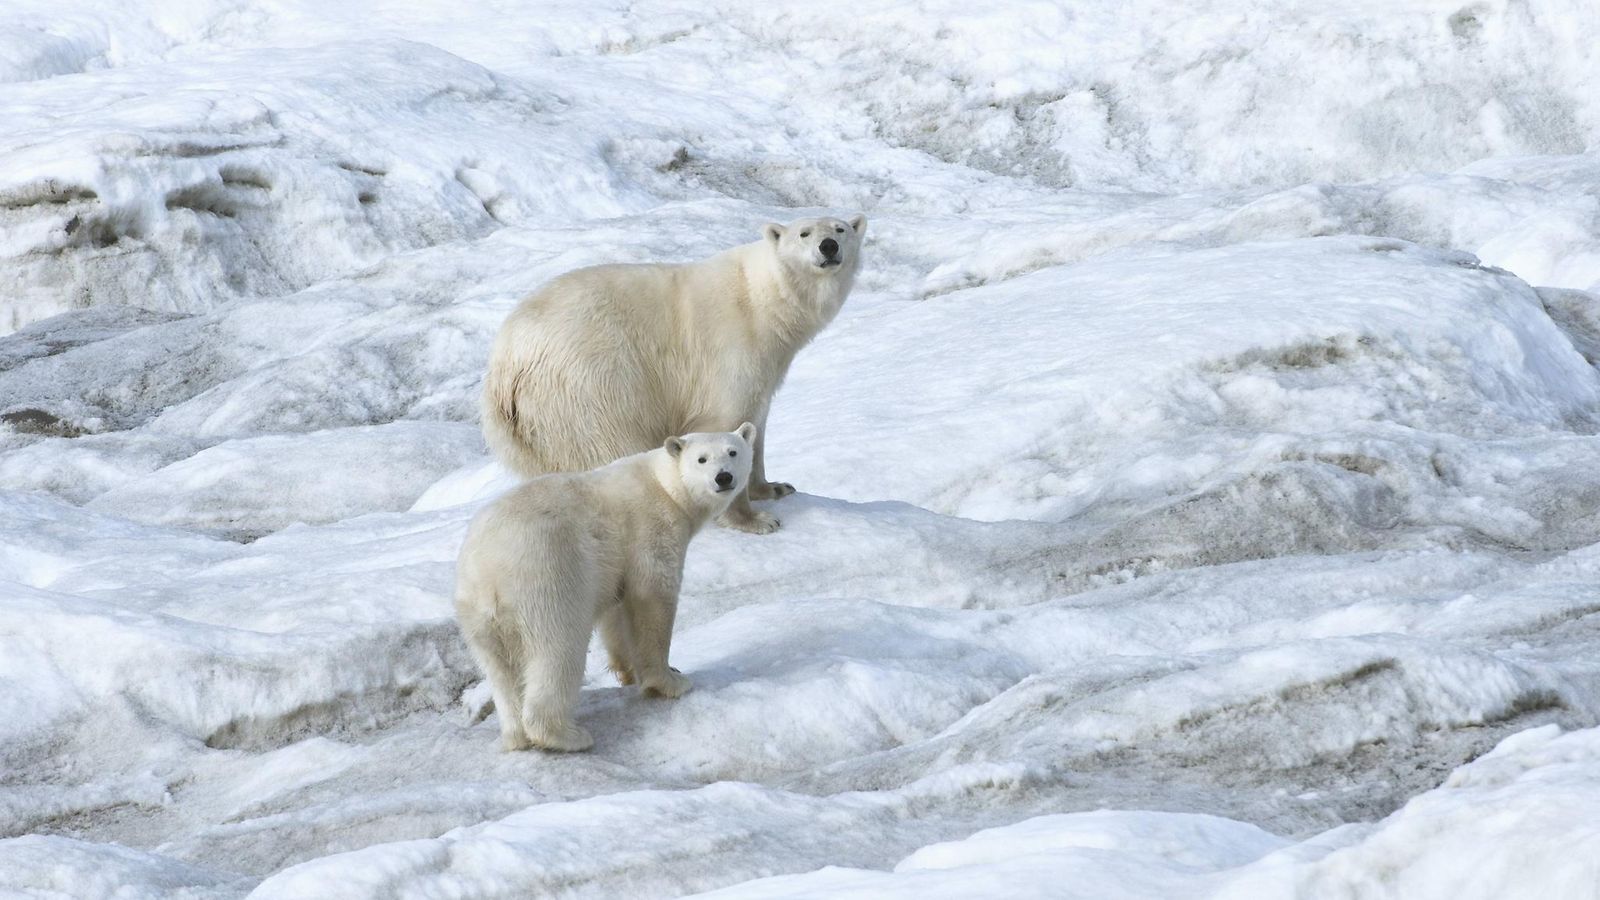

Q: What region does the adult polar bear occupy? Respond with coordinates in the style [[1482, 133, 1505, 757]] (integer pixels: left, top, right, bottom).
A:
[[482, 214, 866, 533]]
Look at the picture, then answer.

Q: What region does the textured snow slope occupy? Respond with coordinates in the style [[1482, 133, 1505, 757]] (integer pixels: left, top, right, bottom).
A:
[[3, 1, 1600, 897], [683, 726, 1600, 900]]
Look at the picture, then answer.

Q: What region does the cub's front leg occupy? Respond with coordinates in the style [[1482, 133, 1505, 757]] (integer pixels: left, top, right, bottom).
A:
[[622, 567, 692, 698]]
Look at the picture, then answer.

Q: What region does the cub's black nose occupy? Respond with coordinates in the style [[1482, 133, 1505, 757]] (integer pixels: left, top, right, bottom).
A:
[[715, 471, 733, 488], [819, 238, 839, 257]]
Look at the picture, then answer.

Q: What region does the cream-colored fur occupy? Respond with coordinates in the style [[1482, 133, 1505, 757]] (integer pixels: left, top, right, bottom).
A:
[[454, 425, 755, 752], [482, 214, 865, 534]]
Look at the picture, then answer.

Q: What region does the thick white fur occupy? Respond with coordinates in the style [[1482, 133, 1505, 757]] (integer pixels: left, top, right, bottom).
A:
[[482, 214, 865, 534], [454, 425, 755, 752]]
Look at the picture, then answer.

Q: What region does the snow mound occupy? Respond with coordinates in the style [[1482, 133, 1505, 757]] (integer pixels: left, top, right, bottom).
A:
[[86, 421, 483, 539], [0, 38, 648, 330]]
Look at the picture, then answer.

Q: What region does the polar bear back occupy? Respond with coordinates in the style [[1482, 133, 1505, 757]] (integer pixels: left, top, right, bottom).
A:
[[458, 453, 672, 597], [486, 246, 780, 474], [481, 217, 864, 481]]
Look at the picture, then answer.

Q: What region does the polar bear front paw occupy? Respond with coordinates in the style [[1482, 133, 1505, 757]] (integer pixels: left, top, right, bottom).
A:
[[527, 722, 594, 753], [748, 480, 796, 501], [642, 668, 693, 699], [719, 508, 780, 534]]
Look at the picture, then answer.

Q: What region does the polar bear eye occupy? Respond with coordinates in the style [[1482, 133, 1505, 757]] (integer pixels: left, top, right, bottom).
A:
[[799, 230, 811, 238], [697, 456, 707, 464], [729, 450, 738, 457], [835, 226, 843, 233]]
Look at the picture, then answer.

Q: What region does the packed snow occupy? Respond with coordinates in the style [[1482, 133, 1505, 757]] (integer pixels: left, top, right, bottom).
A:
[[3, 1, 1600, 897]]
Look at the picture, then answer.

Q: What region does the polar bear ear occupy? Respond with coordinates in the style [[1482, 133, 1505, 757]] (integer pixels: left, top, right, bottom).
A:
[[736, 421, 758, 444], [764, 223, 785, 244], [848, 214, 866, 235], [664, 436, 685, 458]]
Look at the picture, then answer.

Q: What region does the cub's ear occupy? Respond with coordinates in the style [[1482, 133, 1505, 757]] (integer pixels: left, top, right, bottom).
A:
[[664, 436, 685, 457], [764, 223, 785, 244], [848, 214, 866, 234], [736, 421, 758, 444]]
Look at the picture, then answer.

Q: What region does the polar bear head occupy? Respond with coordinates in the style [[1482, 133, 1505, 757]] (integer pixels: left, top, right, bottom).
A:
[[764, 214, 867, 276], [663, 422, 757, 509]]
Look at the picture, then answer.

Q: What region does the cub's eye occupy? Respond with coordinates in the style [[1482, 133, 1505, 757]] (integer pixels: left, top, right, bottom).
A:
[[697, 456, 707, 464], [800, 230, 811, 238], [729, 450, 738, 457], [835, 227, 844, 233]]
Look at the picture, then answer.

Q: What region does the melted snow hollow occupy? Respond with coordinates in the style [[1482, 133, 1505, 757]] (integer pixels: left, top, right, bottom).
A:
[[3, 1, 1600, 898]]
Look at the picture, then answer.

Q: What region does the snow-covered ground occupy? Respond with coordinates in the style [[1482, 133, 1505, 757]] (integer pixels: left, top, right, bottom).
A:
[[4, 1, 1600, 897]]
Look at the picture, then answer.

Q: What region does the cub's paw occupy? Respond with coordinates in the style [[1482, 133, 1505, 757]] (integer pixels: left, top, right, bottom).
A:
[[642, 668, 693, 699], [528, 722, 594, 753], [748, 481, 796, 501], [719, 509, 780, 535]]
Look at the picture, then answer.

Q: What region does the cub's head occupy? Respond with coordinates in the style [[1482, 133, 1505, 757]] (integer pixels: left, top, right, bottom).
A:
[[763, 214, 866, 276], [663, 423, 757, 509]]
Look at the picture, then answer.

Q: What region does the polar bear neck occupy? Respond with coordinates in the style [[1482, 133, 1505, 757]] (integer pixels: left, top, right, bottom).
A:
[[736, 244, 854, 352]]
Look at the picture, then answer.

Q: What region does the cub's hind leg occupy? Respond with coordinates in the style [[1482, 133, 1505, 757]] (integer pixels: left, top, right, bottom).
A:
[[511, 560, 598, 752], [457, 593, 532, 752]]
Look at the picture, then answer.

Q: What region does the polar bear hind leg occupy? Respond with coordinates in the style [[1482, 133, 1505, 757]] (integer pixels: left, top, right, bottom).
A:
[[507, 552, 598, 752], [458, 595, 534, 752]]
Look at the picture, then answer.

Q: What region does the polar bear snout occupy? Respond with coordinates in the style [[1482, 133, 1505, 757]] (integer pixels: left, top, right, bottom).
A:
[[715, 471, 735, 490], [817, 237, 841, 267]]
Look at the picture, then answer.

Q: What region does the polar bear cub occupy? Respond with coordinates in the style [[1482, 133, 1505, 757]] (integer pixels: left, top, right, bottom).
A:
[[455, 424, 756, 751], [481, 214, 866, 535]]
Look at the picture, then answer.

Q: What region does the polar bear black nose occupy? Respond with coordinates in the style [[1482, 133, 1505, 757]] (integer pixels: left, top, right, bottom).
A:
[[819, 238, 839, 258], [715, 471, 733, 488]]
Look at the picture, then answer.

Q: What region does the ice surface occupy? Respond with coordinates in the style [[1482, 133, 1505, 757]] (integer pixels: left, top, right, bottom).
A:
[[684, 726, 1600, 899], [4, 0, 1600, 897]]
